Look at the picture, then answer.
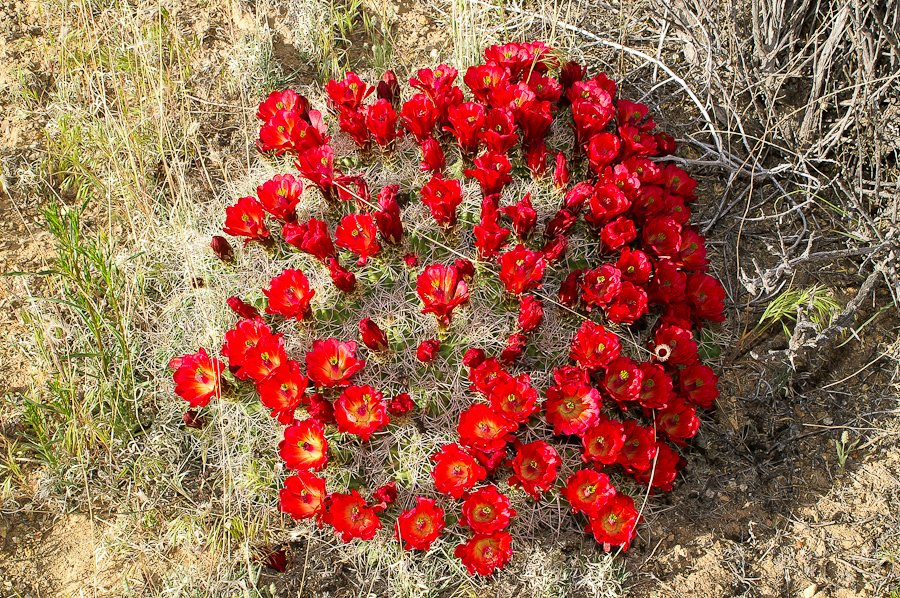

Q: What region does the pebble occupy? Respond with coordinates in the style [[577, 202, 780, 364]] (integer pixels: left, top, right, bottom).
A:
[[802, 584, 818, 598]]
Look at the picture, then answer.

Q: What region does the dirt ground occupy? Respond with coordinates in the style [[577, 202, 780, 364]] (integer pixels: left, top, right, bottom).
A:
[[1, 0, 898, 597]]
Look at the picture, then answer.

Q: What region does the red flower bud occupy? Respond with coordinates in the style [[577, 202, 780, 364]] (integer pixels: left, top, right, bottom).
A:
[[419, 137, 446, 175], [226, 296, 260, 320], [463, 348, 486, 369], [327, 258, 356, 293], [211, 235, 234, 262], [499, 333, 527, 366], [359, 318, 389, 352], [375, 185, 404, 245], [372, 481, 398, 505], [182, 410, 207, 429], [553, 151, 570, 189], [558, 269, 583, 308], [403, 253, 419, 267], [416, 339, 440, 363], [542, 235, 567, 263], [388, 393, 414, 415], [376, 70, 401, 107], [517, 296, 544, 333]]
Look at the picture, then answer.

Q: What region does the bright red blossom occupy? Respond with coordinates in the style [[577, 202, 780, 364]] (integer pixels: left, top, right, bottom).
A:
[[564, 469, 615, 515], [322, 490, 383, 543], [279, 472, 327, 522], [431, 444, 487, 499], [585, 493, 640, 551], [454, 531, 513, 576], [279, 418, 328, 471], [395, 497, 445, 550], [305, 338, 365, 388], [256, 360, 308, 424], [335, 213, 380, 266], [263, 269, 315, 321], [173, 348, 225, 408], [544, 381, 602, 436], [461, 486, 516, 533], [256, 174, 303, 222], [333, 385, 389, 441], [223, 196, 271, 246], [416, 264, 469, 327], [458, 404, 517, 453], [498, 244, 545, 295], [508, 440, 561, 500]]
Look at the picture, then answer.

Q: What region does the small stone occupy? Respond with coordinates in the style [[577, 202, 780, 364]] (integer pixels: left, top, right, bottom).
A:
[[802, 584, 818, 598]]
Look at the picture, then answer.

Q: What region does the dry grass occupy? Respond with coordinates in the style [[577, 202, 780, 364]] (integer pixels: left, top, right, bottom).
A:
[[1, 0, 898, 596]]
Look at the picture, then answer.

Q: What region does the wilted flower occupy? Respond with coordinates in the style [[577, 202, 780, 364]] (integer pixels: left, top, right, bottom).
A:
[[226, 296, 260, 320], [499, 332, 527, 367], [211, 235, 234, 262]]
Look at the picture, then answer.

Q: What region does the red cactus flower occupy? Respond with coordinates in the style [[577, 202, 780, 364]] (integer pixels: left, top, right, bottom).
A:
[[372, 481, 397, 505], [338, 109, 371, 150], [553, 151, 570, 189], [359, 318, 389, 352], [517, 295, 543, 333], [327, 258, 357, 293], [585, 132, 621, 175], [366, 98, 403, 147], [395, 497, 445, 550], [388, 393, 415, 415], [334, 385, 389, 441], [603, 356, 644, 405], [656, 396, 700, 445], [463, 348, 487, 370], [336, 174, 371, 207], [410, 64, 458, 97], [558, 270, 584, 309], [283, 218, 337, 263], [416, 263, 469, 327], [374, 185, 403, 245], [553, 365, 590, 386], [263, 269, 315, 321], [652, 325, 698, 366], [581, 415, 626, 464], [616, 99, 655, 131], [294, 145, 340, 202], [325, 71, 374, 113], [571, 100, 615, 148], [679, 361, 719, 409], [564, 469, 615, 515], [686, 272, 726, 323], [173, 348, 225, 407], [280, 471, 327, 521], [563, 181, 594, 215], [618, 125, 657, 160], [416, 339, 440, 363], [474, 198, 511, 261], [335, 213, 380, 266], [431, 444, 487, 499], [454, 258, 476, 281], [257, 109, 303, 154], [524, 71, 561, 103], [637, 362, 674, 410], [654, 132, 678, 156], [634, 441, 682, 491], [508, 440, 561, 500], [322, 490, 383, 543], [458, 404, 517, 454], [660, 165, 697, 199], [461, 486, 516, 533], [585, 184, 630, 230], [518, 105, 553, 149], [642, 215, 682, 258], [256, 89, 306, 122], [544, 209, 577, 240], [420, 175, 463, 229], [403, 253, 419, 267], [558, 60, 587, 94], [221, 317, 271, 374], [256, 174, 303, 222], [468, 358, 511, 397], [419, 137, 446, 175], [464, 63, 511, 103], [569, 74, 616, 104], [647, 259, 686, 305], [305, 338, 365, 388], [606, 282, 649, 325], [256, 360, 308, 424], [279, 418, 328, 471], [223, 196, 271, 246], [464, 151, 513, 198], [377, 70, 400, 106], [579, 265, 622, 311], [615, 247, 653, 285], [499, 332, 527, 367], [498, 244, 545, 295], [617, 420, 658, 473], [306, 392, 336, 425], [569, 320, 621, 372], [677, 228, 710, 271], [400, 94, 438, 143], [479, 108, 518, 153], [601, 216, 637, 252], [238, 333, 286, 381], [585, 493, 640, 551], [525, 141, 548, 178], [182, 410, 206, 429], [488, 373, 540, 423], [455, 531, 513, 576], [544, 381, 602, 436], [483, 42, 534, 79], [444, 101, 485, 156], [501, 193, 537, 240], [211, 235, 234, 262]]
